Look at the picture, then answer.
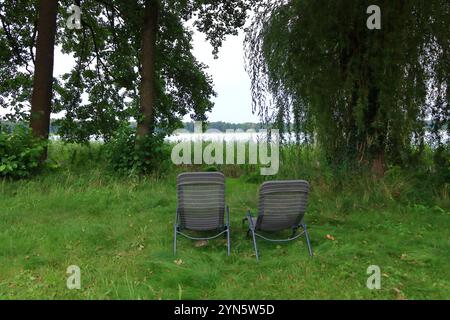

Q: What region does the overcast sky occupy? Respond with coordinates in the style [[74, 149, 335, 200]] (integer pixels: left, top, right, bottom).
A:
[[189, 28, 258, 123], [53, 24, 259, 124]]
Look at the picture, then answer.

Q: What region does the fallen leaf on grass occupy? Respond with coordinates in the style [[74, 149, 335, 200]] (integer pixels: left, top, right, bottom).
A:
[[174, 259, 183, 266], [195, 240, 208, 248], [326, 234, 335, 241]]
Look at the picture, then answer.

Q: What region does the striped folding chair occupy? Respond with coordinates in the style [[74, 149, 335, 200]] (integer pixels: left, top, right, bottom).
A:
[[243, 180, 312, 260], [174, 172, 230, 255]]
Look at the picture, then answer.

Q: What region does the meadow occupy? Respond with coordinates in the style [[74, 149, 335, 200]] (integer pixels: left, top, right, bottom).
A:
[[0, 142, 448, 299]]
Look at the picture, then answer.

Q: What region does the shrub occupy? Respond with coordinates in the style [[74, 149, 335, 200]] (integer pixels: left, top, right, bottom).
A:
[[105, 125, 170, 176], [0, 126, 46, 179]]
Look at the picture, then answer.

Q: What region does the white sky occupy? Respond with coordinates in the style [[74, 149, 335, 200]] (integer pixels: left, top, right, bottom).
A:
[[52, 24, 258, 124], [190, 29, 258, 123]]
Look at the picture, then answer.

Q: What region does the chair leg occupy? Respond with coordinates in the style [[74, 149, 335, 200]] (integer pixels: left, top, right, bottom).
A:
[[250, 229, 259, 261], [173, 224, 178, 255], [303, 224, 313, 257], [226, 226, 231, 256]]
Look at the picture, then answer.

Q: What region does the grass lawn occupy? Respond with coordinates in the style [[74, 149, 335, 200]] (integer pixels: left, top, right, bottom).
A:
[[0, 144, 449, 299], [1, 171, 449, 299]]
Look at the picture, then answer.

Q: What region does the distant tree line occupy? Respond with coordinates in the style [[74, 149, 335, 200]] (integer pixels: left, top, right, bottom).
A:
[[183, 121, 265, 132]]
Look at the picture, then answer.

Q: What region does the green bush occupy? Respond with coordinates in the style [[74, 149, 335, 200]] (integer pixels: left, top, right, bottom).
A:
[[0, 126, 46, 179], [105, 125, 170, 176]]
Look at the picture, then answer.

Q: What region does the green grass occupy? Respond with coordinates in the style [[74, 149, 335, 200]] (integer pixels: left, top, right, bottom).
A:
[[0, 143, 449, 299]]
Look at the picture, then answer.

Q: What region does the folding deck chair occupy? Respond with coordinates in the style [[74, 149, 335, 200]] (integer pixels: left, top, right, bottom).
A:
[[243, 180, 313, 260], [174, 172, 230, 255]]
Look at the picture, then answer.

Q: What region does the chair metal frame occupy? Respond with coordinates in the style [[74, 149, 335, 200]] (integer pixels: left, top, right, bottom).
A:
[[174, 206, 230, 256], [243, 180, 313, 261], [244, 211, 312, 261]]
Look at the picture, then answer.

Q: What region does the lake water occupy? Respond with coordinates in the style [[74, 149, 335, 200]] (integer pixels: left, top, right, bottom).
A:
[[165, 130, 448, 145], [50, 130, 448, 145]]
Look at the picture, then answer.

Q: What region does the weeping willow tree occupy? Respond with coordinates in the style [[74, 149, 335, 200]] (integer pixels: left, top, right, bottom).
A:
[[246, 0, 449, 175]]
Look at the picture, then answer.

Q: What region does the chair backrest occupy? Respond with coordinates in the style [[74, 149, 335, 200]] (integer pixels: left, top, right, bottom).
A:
[[177, 172, 226, 231], [256, 180, 310, 231]]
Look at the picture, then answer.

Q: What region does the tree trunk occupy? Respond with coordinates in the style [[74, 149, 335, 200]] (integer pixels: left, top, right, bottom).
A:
[[136, 0, 159, 138], [30, 0, 58, 159], [371, 150, 385, 177], [365, 67, 386, 177]]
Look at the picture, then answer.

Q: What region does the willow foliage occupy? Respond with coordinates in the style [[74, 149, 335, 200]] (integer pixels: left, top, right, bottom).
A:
[[246, 0, 449, 168]]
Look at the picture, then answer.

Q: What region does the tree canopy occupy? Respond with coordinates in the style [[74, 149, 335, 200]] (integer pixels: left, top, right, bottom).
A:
[[246, 0, 449, 172], [1, 0, 256, 142], [0, 0, 36, 121]]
